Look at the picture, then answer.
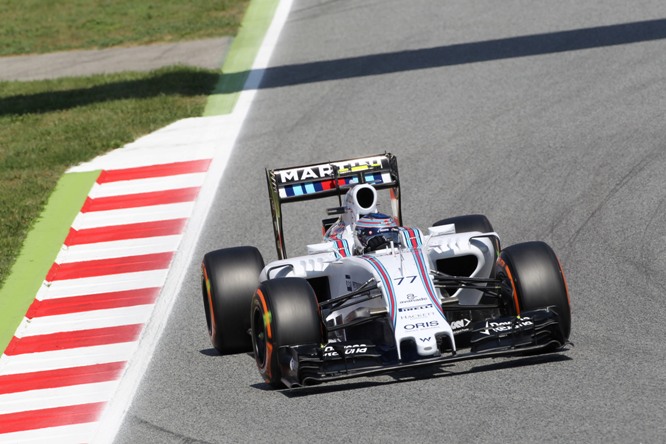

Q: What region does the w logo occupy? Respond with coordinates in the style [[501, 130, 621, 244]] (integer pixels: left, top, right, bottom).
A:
[[419, 337, 431, 343]]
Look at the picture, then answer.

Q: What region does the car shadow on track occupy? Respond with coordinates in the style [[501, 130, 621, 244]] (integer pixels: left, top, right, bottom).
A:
[[251, 351, 572, 398], [463, 351, 572, 374], [199, 348, 219, 357]]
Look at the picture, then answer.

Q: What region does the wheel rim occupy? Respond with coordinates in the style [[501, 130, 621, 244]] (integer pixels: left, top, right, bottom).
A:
[[252, 306, 267, 367]]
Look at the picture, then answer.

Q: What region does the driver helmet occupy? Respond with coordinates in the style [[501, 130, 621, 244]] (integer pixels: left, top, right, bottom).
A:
[[355, 213, 401, 253]]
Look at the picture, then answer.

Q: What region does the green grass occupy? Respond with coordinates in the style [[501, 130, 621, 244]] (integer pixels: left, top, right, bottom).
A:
[[0, 0, 252, 290], [0, 67, 220, 287], [0, 0, 250, 56]]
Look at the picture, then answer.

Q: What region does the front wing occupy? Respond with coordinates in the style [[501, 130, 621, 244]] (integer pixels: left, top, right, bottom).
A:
[[276, 309, 567, 388]]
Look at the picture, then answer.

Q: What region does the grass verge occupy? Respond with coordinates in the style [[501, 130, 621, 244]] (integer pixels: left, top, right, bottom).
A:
[[0, 0, 250, 56], [0, 66, 220, 288]]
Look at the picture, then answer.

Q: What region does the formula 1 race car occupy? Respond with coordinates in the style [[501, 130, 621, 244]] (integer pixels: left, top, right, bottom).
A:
[[201, 153, 571, 388]]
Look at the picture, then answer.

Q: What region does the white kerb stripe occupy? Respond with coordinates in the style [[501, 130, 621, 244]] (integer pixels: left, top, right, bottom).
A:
[[38, 269, 169, 300], [0, 423, 98, 444], [0, 342, 138, 376], [14, 305, 153, 338], [89, 172, 206, 198], [0, 380, 119, 415], [71, 202, 195, 230], [56, 235, 181, 263]]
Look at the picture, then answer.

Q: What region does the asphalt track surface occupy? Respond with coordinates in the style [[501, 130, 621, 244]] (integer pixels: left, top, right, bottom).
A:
[[116, 1, 666, 442]]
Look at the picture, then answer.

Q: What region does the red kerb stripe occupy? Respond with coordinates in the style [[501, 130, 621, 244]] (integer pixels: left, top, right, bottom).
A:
[[26, 287, 160, 318], [65, 218, 187, 246], [0, 402, 106, 434], [96, 159, 211, 183], [81, 187, 200, 213], [0, 362, 126, 395], [46, 252, 174, 281], [4, 324, 144, 355]]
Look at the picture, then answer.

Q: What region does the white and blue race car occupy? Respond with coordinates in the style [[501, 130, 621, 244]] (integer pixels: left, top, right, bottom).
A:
[[201, 153, 571, 388]]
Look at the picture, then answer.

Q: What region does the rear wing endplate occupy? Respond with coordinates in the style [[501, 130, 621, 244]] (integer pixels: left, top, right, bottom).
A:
[[265, 153, 401, 259]]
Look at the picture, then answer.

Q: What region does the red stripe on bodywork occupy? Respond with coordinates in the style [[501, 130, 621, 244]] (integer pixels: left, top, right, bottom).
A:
[[319, 178, 350, 190], [405, 228, 419, 248], [26, 288, 160, 318], [65, 218, 187, 246], [97, 159, 211, 183], [335, 240, 348, 257], [0, 362, 126, 395], [0, 402, 106, 434], [46, 252, 173, 281], [4, 324, 144, 356], [81, 187, 200, 213]]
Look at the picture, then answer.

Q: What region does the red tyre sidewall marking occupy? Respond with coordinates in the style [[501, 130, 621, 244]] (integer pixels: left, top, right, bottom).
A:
[[202, 264, 216, 339], [255, 288, 273, 381], [497, 256, 520, 315]]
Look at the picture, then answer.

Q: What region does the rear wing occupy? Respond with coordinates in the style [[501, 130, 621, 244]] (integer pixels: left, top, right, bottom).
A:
[[265, 153, 402, 259]]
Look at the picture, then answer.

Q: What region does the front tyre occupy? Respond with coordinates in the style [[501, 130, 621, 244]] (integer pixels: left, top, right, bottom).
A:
[[497, 241, 571, 340], [251, 278, 322, 388]]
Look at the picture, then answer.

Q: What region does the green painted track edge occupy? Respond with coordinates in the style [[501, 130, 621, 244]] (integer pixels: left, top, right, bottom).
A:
[[203, 0, 280, 116], [0, 171, 99, 353]]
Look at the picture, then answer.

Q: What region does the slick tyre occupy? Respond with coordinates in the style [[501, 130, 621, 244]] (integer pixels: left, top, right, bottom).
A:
[[201, 246, 265, 354], [251, 278, 322, 388], [497, 241, 571, 340]]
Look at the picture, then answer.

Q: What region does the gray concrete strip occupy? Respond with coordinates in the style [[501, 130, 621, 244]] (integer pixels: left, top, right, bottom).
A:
[[0, 37, 231, 81]]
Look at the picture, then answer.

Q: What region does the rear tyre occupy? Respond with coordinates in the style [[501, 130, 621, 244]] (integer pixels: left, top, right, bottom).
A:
[[201, 246, 264, 354], [497, 241, 571, 340], [251, 278, 322, 388]]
